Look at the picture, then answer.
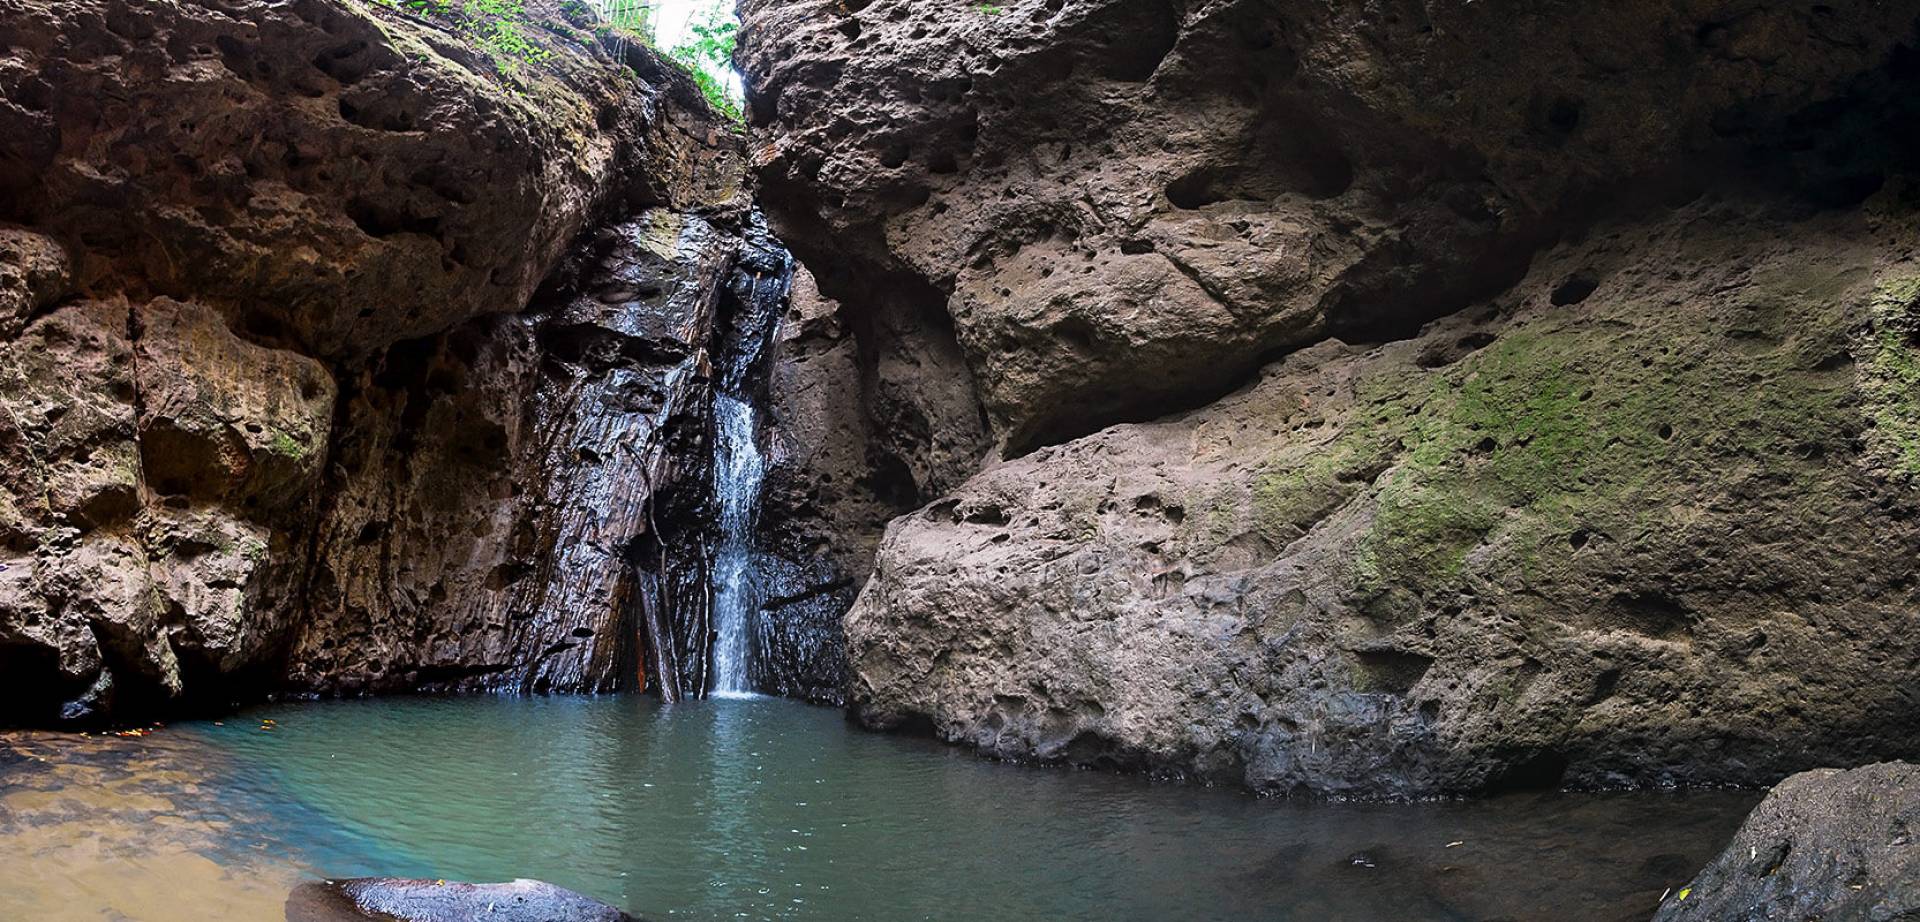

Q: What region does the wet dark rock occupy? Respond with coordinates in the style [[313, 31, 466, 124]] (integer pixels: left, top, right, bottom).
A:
[[286, 878, 638, 922], [747, 263, 992, 705], [284, 210, 745, 700], [1654, 762, 1920, 921]]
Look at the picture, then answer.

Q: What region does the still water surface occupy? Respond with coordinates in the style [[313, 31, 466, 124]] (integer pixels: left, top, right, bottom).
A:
[[0, 695, 1756, 921]]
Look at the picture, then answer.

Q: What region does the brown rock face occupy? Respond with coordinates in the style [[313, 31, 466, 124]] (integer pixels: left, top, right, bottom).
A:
[[751, 266, 992, 701], [844, 201, 1920, 796], [0, 0, 749, 721], [0, 0, 735, 359], [739, 0, 1920, 794], [742, 0, 1920, 452]]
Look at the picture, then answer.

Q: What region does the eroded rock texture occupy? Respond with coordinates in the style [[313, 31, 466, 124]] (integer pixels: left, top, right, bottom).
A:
[[1654, 762, 1919, 921], [739, 0, 1920, 794], [847, 201, 1920, 796], [0, 0, 746, 721], [287, 877, 638, 922], [743, 0, 1920, 452], [752, 266, 990, 702], [1, 0, 735, 358]]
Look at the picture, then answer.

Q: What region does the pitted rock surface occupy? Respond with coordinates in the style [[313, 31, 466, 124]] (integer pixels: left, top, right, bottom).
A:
[[0, 0, 746, 721]]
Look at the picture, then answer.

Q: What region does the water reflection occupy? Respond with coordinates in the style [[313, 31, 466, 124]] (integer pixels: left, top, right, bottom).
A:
[[0, 696, 1757, 922]]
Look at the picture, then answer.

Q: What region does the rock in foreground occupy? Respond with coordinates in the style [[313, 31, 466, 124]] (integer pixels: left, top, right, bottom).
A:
[[1654, 763, 1919, 921], [286, 878, 636, 922]]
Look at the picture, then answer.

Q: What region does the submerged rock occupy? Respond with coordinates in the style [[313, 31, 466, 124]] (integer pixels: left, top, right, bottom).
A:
[[1653, 763, 1920, 921], [286, 878, 636, 922]]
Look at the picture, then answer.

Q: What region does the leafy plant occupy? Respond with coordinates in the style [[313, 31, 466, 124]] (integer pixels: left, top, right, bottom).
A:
[[268, 430, 308, 459], [370, 0, 744, 121], [667, 9, 742, 122], [367, 0, 554, 68], [594, 0, 652, 32], [976, 4, 1004, 14]]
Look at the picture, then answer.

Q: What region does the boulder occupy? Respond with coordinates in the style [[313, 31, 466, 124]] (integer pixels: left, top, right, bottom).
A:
[[739, 0, 1920, 795], [741, 0, 1920, 453], [1653, 763, 1919, 921], [0, 0, 750, 721]]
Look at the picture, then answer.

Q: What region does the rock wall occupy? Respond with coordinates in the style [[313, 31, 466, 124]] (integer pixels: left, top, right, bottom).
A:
[[751, 266, 991, 703], [284, 210, 742, 698], [739, 0, 1920, 794], [846, 201, 1920, 796], [0, 0, 748, 722], [742, 0, 1920, 452]]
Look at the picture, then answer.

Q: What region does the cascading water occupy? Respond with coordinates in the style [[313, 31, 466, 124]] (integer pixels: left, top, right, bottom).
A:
[[703, 241, 791, 698], [708, 392, 765, 696]]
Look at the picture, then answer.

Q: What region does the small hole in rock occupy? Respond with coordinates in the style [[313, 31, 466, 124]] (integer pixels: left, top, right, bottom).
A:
[[1550, 275, 1599, 306]]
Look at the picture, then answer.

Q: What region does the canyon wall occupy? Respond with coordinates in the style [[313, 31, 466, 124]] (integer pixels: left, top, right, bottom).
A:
[[6, 0, 1919, 806], [739, 0, 1920, 795], [0, 0, 751, 720]]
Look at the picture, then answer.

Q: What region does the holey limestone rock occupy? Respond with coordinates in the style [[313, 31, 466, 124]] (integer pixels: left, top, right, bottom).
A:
[[843, 199, 1920, 798], [1653, 762, 1919, 921], [738, 0, 1920, 793], [741, 0, 1920, 454], [0, 0, 745, 722]]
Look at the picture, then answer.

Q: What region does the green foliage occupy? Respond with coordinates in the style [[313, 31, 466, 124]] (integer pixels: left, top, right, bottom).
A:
[[269, 430, 309, 459], [667, 9, 742, 122], [595, 0, 652, 31], [368, 0, 553, 68], [976, 4, 1004, 14], [370, 0, 743, 121]]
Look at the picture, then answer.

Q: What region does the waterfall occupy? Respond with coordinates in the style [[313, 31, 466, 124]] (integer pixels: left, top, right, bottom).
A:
[[703, 245, 790, 698], [708, 392, 764, 696]]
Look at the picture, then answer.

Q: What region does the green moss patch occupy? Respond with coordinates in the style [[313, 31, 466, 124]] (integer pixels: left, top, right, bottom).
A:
[[1858, 273, 1920, 478], [1340, 260, 1866, 601]]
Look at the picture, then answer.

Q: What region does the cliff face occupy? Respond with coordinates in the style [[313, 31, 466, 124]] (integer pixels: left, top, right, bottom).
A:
[[739, 0, 1920, 794], [7, 0, 1919, 807], [0, 0, 749, 721], [284, 210, 743, 698]]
